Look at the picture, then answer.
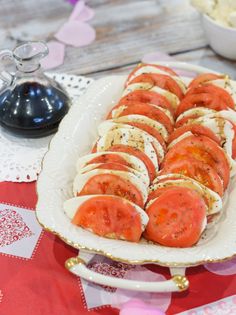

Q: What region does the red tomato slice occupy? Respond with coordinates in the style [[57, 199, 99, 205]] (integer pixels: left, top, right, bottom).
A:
[[144, 187, 207, 247], [72, 195, 142, 242], [189, 73, 225, 89], [126, 64, 178, 87], [87, 153, 132, 167], [147, 182, 209, 211], [176, 94, 227, 117], [148, 176, 212, 209], [168, 124, 221, 146], [128, 73, 184, 100], [107, 102, 174, 134], [176, 85, 234, 117], [119, 90, 175, 115], [88, 162, 131, 172], [160, 158, 224, 197], [77, 173, 144, 208], [162, 135, 230, 190], [108, 144, 156, 181]]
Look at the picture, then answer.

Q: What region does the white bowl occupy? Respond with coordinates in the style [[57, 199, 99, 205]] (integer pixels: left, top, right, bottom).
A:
[[202, 14, 236, 60]]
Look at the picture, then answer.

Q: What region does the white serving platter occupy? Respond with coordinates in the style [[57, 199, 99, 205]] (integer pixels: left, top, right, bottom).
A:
[[36, 62, 236, 292]]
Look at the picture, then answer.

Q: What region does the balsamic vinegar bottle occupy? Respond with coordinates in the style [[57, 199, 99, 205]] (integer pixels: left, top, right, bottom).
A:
[[0, 41, 70, 137]]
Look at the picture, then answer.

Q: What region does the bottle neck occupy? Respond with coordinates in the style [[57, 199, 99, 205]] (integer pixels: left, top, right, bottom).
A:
[[16, 62, 41, 73]]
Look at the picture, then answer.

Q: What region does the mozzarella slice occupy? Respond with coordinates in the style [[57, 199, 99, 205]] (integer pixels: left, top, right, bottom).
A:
[[150, 174, 222, 216], [98, 121, 165, 163], [111, 103, 174, 124], [64, 195, 149, 232], [76, 151, 149, 185], [126, 64, 187, 93], [79, 163, 149, 188], [73, 169, 148, 203], [111, 114, 169, 142], [122, 82, 180, 110], [176, 107, 217, 124], [205, 109, 236, 124], [96, 127, 159, 171]]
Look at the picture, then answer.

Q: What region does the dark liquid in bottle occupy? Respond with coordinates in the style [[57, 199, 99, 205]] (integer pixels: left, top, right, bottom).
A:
[[0, 81, 70, 138]]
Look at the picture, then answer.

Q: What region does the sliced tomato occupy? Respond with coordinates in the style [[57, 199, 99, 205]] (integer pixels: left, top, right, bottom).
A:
[[160, 158, 224, 196], [128, 73, 184, 100], [86, 153, 132, 168], [162, 135, 230, 190], [176, 85, 234, 117], [77, 173, 144, 208], [126, 64, 178, 87], [189, 73, 225, 89], [144, 187, 207, 247], [107, 102, 174, 134], [72, 195, 142, 242], [176, 94, 227, 117], [168, 124, 221, 146], [108, 144, 156, 181], [119, 90, 174, 115]]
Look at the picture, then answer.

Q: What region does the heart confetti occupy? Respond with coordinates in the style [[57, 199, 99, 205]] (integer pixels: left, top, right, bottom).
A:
[[68, 0, 85, 21], [41, 41, 65, 70], [111, 266, 171, 312], [74, 5, 95, 22], [204, 257, 236, 276], [66, 0, 80, 5], [55, 20, 96, 47], [120, 299, 166, 315], [42, 0, 96, 69]]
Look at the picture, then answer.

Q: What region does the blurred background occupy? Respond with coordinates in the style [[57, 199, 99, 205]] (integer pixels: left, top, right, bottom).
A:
[[1, 0, 236, 78]]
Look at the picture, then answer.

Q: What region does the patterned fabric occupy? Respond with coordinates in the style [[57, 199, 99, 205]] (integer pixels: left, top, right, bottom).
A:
[[1, 175, 236, 315], [0, 209, 33, 247]]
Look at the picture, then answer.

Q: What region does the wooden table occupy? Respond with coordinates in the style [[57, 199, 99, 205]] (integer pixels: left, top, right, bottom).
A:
[[1, 0, 236, 79], [2, 3, 236, 315]]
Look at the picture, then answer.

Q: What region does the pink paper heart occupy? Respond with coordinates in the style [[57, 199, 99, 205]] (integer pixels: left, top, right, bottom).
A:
[[120, 299, 165, 315], [204, 257, 236, 276], [55, 20, 96, 47], [76, 6, 95, 22], [111, 266, 171, 312], [69, 0, 85, 21], [41, 41, 65, 69]]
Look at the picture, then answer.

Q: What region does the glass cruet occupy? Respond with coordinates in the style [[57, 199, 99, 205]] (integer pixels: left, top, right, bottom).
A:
[[0, 41, 70, 138]]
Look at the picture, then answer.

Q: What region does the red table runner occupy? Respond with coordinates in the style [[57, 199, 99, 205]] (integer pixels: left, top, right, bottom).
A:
[[1, 181, 236, 315]]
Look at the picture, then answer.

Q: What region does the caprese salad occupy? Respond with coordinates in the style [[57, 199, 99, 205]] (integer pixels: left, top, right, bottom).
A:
[[63, 63, 236, 248]]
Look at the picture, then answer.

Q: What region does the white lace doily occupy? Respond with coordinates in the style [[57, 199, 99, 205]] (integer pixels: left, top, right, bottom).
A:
[[0, 73, 93, 182]]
